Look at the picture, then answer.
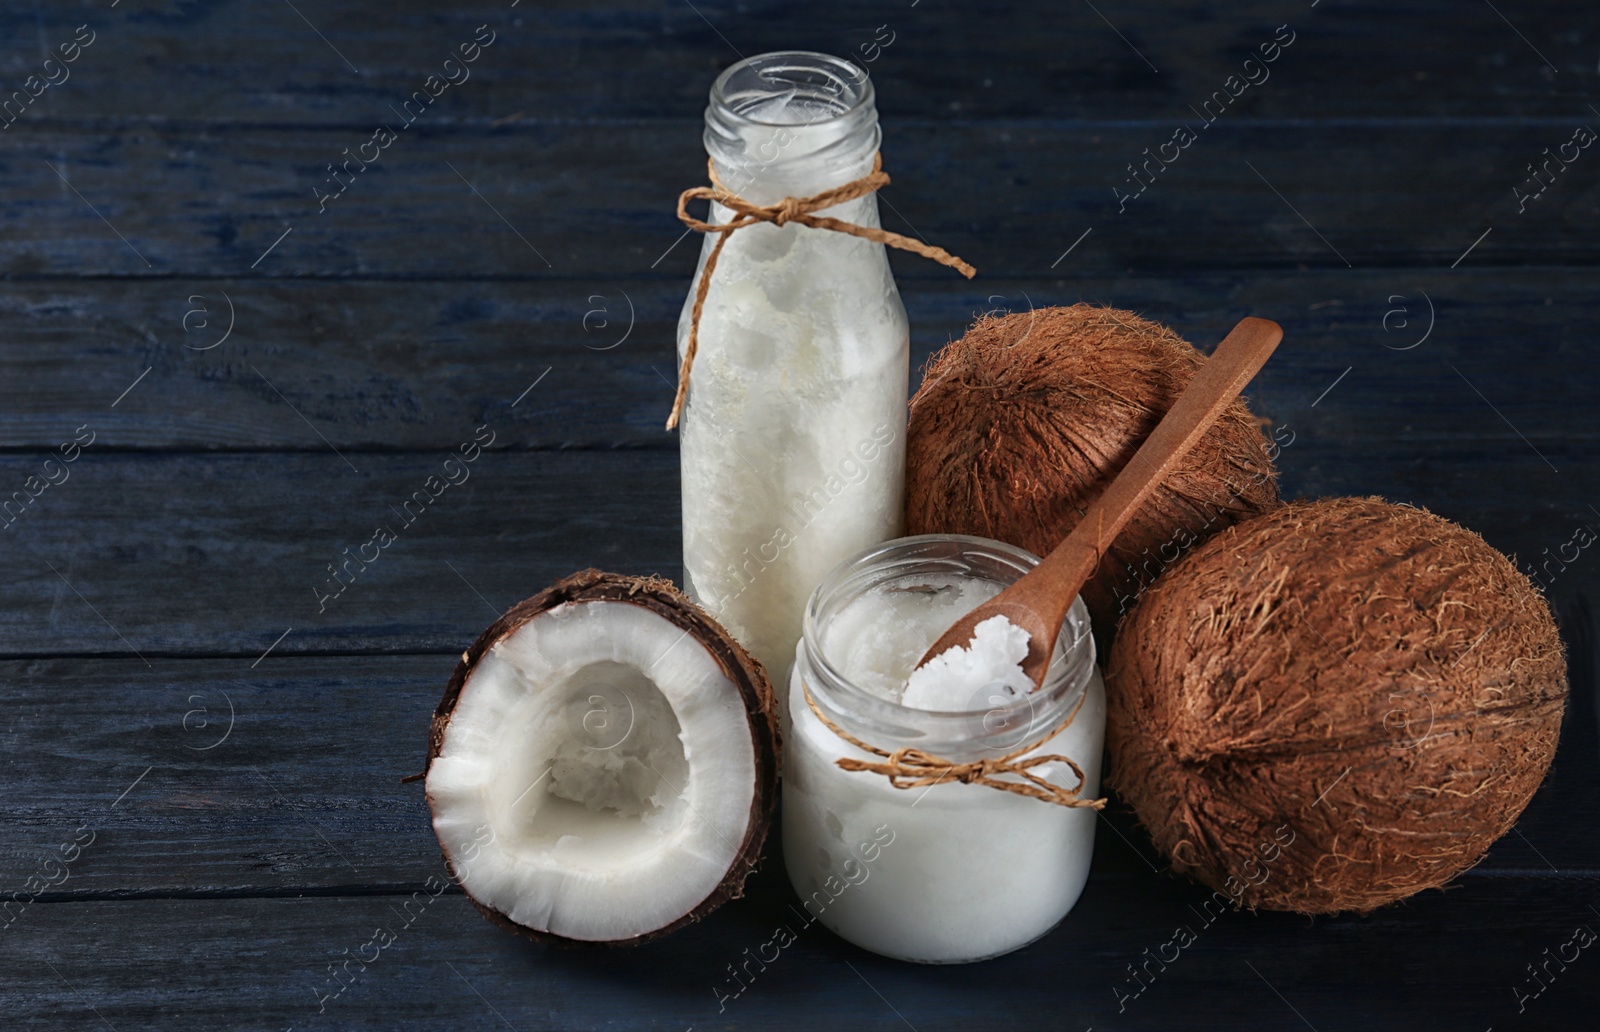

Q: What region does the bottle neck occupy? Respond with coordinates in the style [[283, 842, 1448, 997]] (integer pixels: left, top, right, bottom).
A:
[[704, 51, 881, 206]]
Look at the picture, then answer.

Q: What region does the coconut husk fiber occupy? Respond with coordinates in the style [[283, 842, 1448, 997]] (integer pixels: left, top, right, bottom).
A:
[[905, 304, 1281, 652], [1107, 497, 1568, 914]]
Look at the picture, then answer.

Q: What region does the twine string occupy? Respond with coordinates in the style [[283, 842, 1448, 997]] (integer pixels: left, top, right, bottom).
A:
[[802, 680, 1106, 810], [666, 152, 976, 430]]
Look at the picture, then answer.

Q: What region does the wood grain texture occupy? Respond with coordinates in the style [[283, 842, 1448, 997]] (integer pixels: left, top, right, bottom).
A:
[[0, 871, 1594, 1031], [0, 270, 1594, 450], [0, 0, 1592, 126], [0, 651, 1592, 900], [0, 119, 1594, 279], [0, 448, 1593, 657], [0, 451, 676, 656]]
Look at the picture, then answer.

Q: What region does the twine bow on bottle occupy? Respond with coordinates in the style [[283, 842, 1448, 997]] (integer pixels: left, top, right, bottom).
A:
[[665, 152, 976, 430], [803, 685, 1106, 810]]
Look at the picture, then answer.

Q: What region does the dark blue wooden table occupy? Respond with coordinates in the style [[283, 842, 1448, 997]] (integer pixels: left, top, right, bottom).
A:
[[2, 1, 1596, 1028]]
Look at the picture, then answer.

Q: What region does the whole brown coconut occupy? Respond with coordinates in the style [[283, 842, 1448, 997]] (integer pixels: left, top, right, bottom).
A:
[[1107, 497, 1567, 914], [905, 304, 1282, 649]]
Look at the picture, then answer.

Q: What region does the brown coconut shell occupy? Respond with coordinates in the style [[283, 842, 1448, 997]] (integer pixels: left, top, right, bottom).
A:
[[906, 305, 1282, 652], [424, 568, 780, 946], [1107, 497, 1567, 914]]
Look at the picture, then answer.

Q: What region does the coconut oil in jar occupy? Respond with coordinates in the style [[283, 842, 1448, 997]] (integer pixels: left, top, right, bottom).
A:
[[784, 535, 1106, 964], [677, 52, 909, 691]]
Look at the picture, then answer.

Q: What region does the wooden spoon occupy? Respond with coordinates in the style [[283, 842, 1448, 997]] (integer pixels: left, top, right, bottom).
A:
[[913, 316, 1284, 691]]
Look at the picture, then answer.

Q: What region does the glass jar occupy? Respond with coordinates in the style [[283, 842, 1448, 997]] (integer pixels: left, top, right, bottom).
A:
[[677, 51, 910, 693], [784, 534, 1106, 964]]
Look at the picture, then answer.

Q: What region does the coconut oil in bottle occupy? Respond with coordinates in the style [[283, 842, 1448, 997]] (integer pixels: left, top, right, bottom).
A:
[[677, 52, 910, 695]]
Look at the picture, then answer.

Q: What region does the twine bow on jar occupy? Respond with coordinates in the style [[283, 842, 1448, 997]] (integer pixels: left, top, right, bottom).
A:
[[665, 152, 976, 430], [803, 685, 1106, 810]]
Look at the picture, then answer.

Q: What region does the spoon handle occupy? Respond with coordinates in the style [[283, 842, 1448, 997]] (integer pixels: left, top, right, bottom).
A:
[[1050, 316, 1284, 587], [916, 316, 1283, 686]]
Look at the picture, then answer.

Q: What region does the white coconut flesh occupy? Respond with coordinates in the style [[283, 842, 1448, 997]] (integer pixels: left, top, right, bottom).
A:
[[427, 599, 758, 942]]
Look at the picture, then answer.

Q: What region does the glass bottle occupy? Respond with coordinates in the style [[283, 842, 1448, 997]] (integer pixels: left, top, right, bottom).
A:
[[784, 534, 1106, 964], [677, 51, 909, 695]]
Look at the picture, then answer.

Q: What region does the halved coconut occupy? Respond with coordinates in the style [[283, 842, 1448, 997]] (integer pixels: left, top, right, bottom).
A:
[[423, 568, 779, 945]]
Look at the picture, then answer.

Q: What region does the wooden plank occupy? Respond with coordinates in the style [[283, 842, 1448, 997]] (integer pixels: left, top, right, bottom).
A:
[[1, 1, 1591, 126], [0, 119, 1594, 279], [2, 872, 1595, 1029], [0, 270, 1595, 450], [0, 655, 452, 898], [0, 449, 1595, 658], [0, 652, 1592, 899], [0, 452, 676, 656]]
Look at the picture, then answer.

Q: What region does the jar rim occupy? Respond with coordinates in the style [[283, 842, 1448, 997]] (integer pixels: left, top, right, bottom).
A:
[[799, 533, 1098, 759]]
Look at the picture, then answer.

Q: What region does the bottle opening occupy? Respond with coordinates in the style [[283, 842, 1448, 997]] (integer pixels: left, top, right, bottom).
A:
[[704, 52, 880, 200], [710, 51, 873, 126]]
